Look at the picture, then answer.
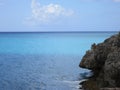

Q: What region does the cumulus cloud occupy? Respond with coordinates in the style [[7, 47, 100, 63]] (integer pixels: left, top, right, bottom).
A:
[[25, 0, 74, 25]]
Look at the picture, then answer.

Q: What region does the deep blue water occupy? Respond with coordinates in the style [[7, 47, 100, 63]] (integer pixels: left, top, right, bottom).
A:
[[0, 32, 117, 90]]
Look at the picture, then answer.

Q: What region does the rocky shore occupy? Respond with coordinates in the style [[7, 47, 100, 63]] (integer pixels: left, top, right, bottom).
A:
[[79, 32, 120, 90]]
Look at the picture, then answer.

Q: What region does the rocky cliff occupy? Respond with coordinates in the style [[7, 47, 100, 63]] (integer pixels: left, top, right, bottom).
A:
[[79, 32, 120, 89]]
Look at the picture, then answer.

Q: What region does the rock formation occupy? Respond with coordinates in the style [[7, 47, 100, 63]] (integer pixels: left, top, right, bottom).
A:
[[79, 32, 120, 89]]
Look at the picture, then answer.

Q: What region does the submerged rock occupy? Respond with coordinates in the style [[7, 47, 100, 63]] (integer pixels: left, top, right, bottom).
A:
[[79, 32, 120, 89]]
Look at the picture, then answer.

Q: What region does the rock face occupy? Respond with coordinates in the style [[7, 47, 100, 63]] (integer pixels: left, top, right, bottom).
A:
[[80, 32, 120, 88]]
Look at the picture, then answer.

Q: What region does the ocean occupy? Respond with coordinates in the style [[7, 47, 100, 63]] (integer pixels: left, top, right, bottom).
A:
[[0, 32, 117, 90]]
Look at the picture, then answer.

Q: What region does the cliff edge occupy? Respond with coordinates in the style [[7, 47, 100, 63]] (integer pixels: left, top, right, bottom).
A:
[[79, 32, 120, 89]]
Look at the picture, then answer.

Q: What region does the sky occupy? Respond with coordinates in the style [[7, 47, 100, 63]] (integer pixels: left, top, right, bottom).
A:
[[0, 0, 120, 32]]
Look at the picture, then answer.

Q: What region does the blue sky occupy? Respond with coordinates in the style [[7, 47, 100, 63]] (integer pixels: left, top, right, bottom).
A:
[[0, 0, 120, 32]]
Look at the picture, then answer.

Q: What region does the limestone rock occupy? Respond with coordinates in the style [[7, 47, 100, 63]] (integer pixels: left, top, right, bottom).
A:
[[79, 32, 120, 88]]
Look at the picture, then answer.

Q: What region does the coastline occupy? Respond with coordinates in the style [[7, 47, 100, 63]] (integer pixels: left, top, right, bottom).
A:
[[79, 32, 120, 89]]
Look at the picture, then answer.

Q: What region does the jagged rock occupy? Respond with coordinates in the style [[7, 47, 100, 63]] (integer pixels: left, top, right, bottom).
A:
[[79, 32, 120, 89]]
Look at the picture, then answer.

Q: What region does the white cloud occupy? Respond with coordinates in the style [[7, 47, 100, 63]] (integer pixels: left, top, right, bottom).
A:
[[25, 0, 74, 25], [113, 0, 120, 2], [80, 0, 120, 2]]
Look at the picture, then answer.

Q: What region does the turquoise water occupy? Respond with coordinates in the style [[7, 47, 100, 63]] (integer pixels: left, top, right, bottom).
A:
[[0, 32, 117, 90]]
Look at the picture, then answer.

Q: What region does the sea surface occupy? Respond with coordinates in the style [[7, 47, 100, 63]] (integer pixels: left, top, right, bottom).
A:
[[0, 32, 117, 90]]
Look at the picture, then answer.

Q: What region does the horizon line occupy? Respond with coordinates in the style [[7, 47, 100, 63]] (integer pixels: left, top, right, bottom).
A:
[[0, 31, 119, 33]]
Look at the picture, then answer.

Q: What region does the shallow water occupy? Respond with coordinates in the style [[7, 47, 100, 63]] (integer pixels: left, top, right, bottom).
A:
[[0, 32, 117, 90]]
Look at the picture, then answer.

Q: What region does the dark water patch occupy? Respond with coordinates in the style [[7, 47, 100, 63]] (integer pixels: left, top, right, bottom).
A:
[[0, 53, 85, 90]]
